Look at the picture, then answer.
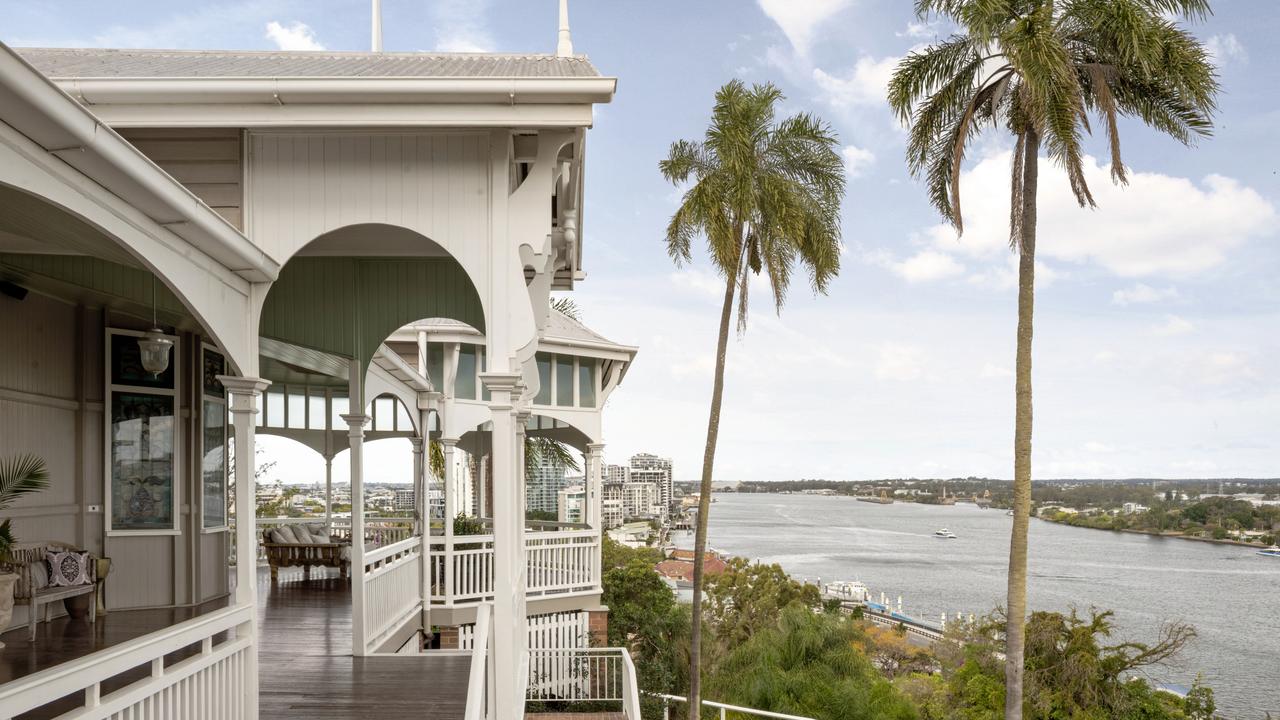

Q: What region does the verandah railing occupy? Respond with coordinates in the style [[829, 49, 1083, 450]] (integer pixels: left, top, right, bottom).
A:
[[524, 648, 643, 720], [0, 603, 256, 719], [428, 528, 600, 606], [362, 535, 424, 653]]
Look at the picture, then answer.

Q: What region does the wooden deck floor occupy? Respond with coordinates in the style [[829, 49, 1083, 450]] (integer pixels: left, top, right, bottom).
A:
[[1, 567, 469, 719]]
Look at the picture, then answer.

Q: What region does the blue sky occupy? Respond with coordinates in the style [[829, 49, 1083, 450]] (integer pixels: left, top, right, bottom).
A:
[[6, 1, 1278, 482]]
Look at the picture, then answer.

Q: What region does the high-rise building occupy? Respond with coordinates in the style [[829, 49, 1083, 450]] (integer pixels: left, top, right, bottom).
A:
[[621, 481, 658, 519], [629, 453, 673, 518], [604, 463, 630, 484], [557, 485, 586, 524], [601, 498, 624, 529], [527, 454, 571, 515], [393, 487, 416, 512]]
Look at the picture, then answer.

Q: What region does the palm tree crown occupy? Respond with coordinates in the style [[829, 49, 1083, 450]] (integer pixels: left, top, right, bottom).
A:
[[661, 80, 845, 328], [889, 0, 1218, 243]]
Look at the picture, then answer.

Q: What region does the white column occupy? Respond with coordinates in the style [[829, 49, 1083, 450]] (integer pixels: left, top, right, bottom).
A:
[[219, 374, 269, 720], [585, 443, 605, 529], [481, 371, 526, 717], [323, 455, 334, 534], [410, 437, 425, 535], [342, 412, 370, 656], [441, 437, 458, 605]]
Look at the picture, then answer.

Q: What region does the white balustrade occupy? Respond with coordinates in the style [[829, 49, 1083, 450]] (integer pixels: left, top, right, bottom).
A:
[[362, 535, 424, 653], [0, 603, 255, 720], [524, 647, 642, 720], [463, 603, 493, 720], [430, 528, 600, 607]]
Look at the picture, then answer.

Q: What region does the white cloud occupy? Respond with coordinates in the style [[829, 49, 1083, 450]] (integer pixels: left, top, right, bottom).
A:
[[964, 255, 1060, 290], [1206, 33, 1247, 67], [920, 152, 1276, 278], [756, 0, 851, 56], [265, 20, 323, 51], [897, 21, 941, 39], [1112, 283, 1179, 306], [875, 342, 927, 381], [841, 145, 876, 179], [1152, 314, 1195, 337], [669, 268, 724, 299], [866, 249, 965, 283], [1084, 441, 1115, 453], [432, 0, 493, 52], [813, 56, 899, 109], [1093, 350, 1117, 364]]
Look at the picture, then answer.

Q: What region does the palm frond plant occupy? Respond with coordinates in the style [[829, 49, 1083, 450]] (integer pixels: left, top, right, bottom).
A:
[[888, 3, 1217, 717], [660, 79, 845, 717], [0, 454, 50, 565]]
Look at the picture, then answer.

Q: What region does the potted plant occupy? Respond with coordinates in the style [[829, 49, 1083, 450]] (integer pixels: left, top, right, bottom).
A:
[[0, 454, 49, 648]]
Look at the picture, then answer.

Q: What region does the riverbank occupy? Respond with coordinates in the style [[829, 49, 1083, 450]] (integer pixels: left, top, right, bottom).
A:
[[1034, 515, 1270, 548], [676, 493, 1279, 719]]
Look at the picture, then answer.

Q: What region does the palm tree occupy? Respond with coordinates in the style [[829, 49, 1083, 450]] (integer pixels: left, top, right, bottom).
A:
[[0, 455, 49, 564], [660, 80, 845, 717], [887, 2, 1217, 717]]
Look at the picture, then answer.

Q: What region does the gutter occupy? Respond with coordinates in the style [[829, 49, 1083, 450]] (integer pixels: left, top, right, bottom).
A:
[[59, 76, 618, 107], [0, 44, 279, 281]]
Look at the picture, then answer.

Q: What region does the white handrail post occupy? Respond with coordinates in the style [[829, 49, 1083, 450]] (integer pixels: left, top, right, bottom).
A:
[[342, 401, 370, 656], [220, 374, 269, 720], [442, 437, 458, 603]]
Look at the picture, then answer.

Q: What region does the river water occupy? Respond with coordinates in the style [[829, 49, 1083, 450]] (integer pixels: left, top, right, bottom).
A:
[[673, 493, 1279, 719]]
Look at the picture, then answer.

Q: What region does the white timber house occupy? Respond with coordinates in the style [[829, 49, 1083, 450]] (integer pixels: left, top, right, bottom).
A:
[[0, 2, 643, 718]]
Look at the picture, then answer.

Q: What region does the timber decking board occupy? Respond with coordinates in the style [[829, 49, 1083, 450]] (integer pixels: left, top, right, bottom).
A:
[[0, 568, 469, 719]]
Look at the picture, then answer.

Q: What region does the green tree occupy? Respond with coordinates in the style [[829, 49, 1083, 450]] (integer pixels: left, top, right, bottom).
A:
[[888, 4, 1217, 717], [703, 557, 823, 651], [601, 547, 690, 719], [708, 604, 918, 720], [660, 79, 845, 716]]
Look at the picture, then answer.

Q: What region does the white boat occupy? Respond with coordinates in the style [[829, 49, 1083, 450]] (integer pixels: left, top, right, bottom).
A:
[[1257, 545, 1280, 558], [934, 528, 957, 539], [823, 580, 870, 603]]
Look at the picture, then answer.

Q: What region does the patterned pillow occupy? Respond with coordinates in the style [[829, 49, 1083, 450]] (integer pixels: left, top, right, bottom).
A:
[[46, 550, 92, 587]]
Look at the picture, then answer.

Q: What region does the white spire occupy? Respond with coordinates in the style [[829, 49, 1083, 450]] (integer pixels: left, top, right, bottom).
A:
[[371, 0, 383, 52], [556, 0, 573, 57]]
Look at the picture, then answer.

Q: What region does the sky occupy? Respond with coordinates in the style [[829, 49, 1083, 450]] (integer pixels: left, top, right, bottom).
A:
[[5, 0, 1279, 483]]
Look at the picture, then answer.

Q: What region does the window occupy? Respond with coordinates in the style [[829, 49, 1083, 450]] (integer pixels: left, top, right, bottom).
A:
[[308, 390, 327, 430], [331, 393, 350, 429], [426, 342, 444, 390], [578, 360, 597, 408], [374, 397, 395, 432], [106, 328, 180, 535], [457, 345, 477, 400], [555, 355, 574, 406], [535, 353, 553, 405], [287, 387, 306, 429], [200, 346, 228, 531], [396, 399, 413, 431], [265, 388, 285, 428]]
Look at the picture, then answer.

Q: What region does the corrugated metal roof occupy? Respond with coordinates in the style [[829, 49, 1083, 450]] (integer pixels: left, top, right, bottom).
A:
[[16, 47, 601, 79]]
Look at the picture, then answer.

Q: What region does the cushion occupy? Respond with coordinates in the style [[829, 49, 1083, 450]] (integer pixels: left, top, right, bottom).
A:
[[268, 527, 294, 544], [308, 531, 333, 544], [46, 550, 92, 587], [28, 559, 49, 591]]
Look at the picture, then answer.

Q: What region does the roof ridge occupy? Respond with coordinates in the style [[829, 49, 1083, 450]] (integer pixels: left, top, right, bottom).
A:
[[17, 46, 591, 61]]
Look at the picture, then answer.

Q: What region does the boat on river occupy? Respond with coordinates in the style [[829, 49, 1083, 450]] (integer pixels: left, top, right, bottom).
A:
[[934, 528, 957, 539], [1257, 545, 1280, 557]]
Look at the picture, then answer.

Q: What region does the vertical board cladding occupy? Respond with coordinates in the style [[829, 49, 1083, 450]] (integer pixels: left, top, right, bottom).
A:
[[258, 257, 484, 364], [118, 128, 244, 229], [246, 131, 490, 279]]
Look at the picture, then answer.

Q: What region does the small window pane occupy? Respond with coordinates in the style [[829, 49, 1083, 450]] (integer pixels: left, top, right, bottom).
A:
[[579, 360, 596, 407], [265, 388, 285, 428], [426, 343, 444, 390], [287, 388, 306, 429], [535, 353, 552, 405], [308, 391, 327, 430], [331, 394, 349, 429], [479, 349, 491, 401], [375, 397, 395, 432], [457, 346, 477, 400], [555, 355, 573, 406]]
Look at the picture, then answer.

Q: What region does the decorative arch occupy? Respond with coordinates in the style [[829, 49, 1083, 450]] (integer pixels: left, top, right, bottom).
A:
[[258, 224, 486, 376]]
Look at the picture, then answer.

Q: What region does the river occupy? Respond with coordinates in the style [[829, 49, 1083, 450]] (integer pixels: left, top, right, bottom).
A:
[[673, 493, 1279, 719]]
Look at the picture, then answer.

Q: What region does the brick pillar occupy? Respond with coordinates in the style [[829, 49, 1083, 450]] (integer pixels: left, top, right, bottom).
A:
[[437, 625, 461, 650], [586, 606, 609, 647]]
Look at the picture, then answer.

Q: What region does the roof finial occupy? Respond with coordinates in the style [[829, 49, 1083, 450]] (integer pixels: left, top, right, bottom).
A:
[[371, 0, 383, 52], [556, 0, 574, 57]]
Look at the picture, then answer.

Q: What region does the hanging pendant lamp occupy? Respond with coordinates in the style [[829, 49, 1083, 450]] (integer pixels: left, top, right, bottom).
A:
[[138, 276, 173, 376]]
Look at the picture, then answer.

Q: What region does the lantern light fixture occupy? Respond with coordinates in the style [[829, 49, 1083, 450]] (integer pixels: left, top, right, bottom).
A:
[[138, 276, 173, 377]]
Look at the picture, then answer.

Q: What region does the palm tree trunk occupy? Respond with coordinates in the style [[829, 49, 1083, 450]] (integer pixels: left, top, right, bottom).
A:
[[687, 242, 741, 720], [1005, 127, 1040, 720]]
